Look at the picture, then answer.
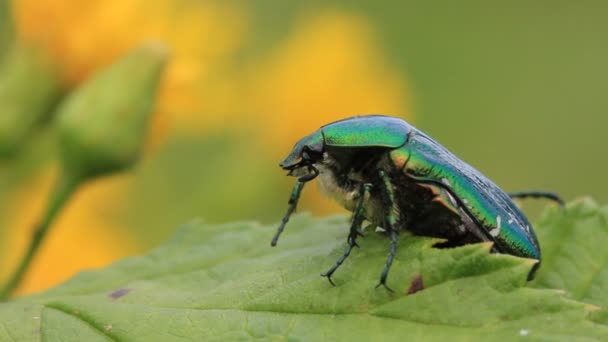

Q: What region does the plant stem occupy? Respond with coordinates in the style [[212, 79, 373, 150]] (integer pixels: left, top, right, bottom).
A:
[[0, 171, 82, 301]]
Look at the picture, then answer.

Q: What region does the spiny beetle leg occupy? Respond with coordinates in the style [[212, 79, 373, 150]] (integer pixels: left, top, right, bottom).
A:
[[321, 244, 355, 287], [348, 230, 366, 248], [321, 183, 372, 285], [271, 168, 320, 246], [375, 230, 398, 292], [376, 170, 398, 292], [271, 180, 306, 246], [347, 183, 372, 247], [508, 191, 565, 206]]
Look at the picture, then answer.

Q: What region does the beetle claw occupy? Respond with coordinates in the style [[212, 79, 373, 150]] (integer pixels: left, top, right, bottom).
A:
[[375, 281, 394, 292], [321, 272, 337, 287]]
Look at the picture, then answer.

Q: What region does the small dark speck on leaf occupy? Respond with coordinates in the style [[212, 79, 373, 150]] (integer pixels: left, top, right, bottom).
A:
[[109, 288, 132, 300], [406, 274, 424, 295]]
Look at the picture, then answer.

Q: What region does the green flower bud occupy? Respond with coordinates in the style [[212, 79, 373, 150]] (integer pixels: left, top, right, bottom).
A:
[[0, 44, 62, 157], [56, 43, 169, 178]]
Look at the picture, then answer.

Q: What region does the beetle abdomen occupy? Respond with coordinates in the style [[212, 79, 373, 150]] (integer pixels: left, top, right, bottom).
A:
[[402, 130, 541, 260], [389, 172, 482, 243]]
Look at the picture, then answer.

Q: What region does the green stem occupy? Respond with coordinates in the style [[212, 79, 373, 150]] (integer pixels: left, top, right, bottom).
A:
[[0, 170, 83, 301]]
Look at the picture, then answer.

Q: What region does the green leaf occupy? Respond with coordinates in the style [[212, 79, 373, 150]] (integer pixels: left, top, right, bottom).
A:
[[532, 198, 608, 309], [3, 201, 608, 341]]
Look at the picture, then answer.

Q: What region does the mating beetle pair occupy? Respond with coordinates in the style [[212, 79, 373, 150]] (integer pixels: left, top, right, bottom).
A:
[[271, 115, 562, 290]]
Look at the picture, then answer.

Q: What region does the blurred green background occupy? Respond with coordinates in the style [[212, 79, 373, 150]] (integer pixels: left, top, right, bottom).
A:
[[1, 0, 606, 296]]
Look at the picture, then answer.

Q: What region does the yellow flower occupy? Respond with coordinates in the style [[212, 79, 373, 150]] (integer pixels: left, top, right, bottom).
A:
[[14, 0, 249, 144], [247, 11, 411, 146], [5, 2, 412, 295]]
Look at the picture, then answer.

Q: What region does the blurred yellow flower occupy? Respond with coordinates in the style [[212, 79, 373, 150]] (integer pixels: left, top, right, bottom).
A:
[[247, 11, 411, 147], [7, 0, 250, 296], [14, 0, 249, 143], [14, 1, 410, 145], [5, 1, 411, 295]]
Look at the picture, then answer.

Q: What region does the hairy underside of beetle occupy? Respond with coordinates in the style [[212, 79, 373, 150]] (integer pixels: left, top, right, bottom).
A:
[[315, 147, 489, 247]]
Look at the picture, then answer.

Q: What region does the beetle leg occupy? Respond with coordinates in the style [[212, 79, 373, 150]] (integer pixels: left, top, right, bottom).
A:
[[348, 183, 372, 247], [321, 183, 372, 286], [508, 191, 564, 206], [271, 180, 305, 246], [376, 170, 398, 292], [271, 167, 320, 246], [376, 230, 398, 292]]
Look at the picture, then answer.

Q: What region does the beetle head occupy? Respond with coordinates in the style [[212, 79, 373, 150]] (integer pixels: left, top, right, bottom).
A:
[[280, 131, 324, 179]]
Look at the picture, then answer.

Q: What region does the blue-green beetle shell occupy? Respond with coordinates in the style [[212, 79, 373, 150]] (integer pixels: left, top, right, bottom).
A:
[[282, 114, 541, 273], [321, 115, 411, 148]]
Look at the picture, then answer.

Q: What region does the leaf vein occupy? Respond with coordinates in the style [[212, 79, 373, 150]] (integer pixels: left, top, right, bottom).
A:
[[43, 305, 118, 342]]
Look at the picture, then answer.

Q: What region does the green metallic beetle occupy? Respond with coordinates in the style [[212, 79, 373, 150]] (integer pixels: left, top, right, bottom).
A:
[[271, 115, 563, 290]]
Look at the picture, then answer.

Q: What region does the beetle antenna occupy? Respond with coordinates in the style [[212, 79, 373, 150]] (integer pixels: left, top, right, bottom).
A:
[[302, 164, 319, 181]]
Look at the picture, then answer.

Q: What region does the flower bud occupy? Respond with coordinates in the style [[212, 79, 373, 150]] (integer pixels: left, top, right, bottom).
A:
[[0, 45, 62, 157], [56, 43, 169, 178]]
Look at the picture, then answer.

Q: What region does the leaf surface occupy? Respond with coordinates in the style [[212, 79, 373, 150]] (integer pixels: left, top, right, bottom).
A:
[[3, 200, 608, 341]]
